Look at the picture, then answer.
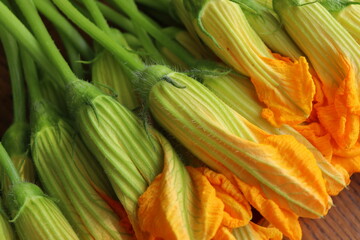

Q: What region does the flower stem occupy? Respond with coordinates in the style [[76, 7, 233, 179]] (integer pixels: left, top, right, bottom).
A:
[[111, 0, 197, 66], [21, 47, 42, 105], [14, 0, 78, 86], [0, 28, 26, 123], [97, 2, 135, 34], [33, 0, 93, 60], [0, 2, 59, 80], [52, 0, 146, 71], [58, 32, 85, 79], [81, 0, 112, 33]]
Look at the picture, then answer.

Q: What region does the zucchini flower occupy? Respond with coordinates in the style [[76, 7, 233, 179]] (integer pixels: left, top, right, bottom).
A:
[[66, 80, 164, 238], [0, 143, 79, 240], [0, 198, 16, 240], [92, 29, 139, 110], [31, 101, 134, 240], [8, 183, 79, 240], [203, 74, 347, 195], [144, 65, 331, 240], [138, 133, 252, 239], [173, 0, 315, 126], [321, 0, 360, 44], [273, 0, 360, 149]]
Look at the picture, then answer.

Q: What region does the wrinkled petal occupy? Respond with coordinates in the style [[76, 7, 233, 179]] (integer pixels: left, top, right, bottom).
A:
[[260, 54, 315, 126], [234, 178, 301, 240], [232, 222, 283, 240], [138, 134, 251, 240], [294, 123, 347, 195], [193, 167, 252, 228]]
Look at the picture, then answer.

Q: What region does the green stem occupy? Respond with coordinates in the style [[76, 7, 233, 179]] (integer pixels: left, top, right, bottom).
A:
[[0, 143, 21, 185], [59, 32, 85, 79], [0, 2, 59, 80], [111, 0, 197, 66], [21, 47, 42, 104], [107, 0, 164, 63], [33, 0, 93, 60], [52, 0, 145, 71], [97, 2, 135, 34], [81, 0, 111, 33], [15, 0, 78, 86], [0, 28, 26, 123]]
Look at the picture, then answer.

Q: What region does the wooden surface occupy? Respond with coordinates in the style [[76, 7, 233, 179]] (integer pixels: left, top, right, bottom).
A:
[[1, 42, 360, 240], [301, 174, 360, 240]]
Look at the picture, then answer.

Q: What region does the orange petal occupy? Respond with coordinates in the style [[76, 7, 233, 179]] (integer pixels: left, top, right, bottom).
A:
[[92, 184, 135, 237], [316, 63, 360, 149], [294, 123, 333, 161], [232, 222, 283, 240], [234, 178, 301, 240], [294, 123, 347, 195], [258, 54, 315, 126], [213, 227, 236, 240], [193, 167, 252, 228], [138, 135, 225, 240], [332, 154, 360, 178]]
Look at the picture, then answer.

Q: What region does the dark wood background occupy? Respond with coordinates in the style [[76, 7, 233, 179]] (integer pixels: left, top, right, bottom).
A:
[[1, 42, 359, 240]]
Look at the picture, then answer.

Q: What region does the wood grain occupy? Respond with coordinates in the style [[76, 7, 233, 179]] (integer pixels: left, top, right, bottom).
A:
[[301, 174, 360, 240]]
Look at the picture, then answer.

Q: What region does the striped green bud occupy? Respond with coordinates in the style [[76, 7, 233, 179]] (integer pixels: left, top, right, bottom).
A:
[[92, 29, 139, 110], [66, 80, 165, 238], [31, 100, 130, 240], [8, 182, 79, 240]]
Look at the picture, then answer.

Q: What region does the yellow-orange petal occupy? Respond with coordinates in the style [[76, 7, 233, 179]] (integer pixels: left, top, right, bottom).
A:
[[234, 178, 302, 240], [258, 54, 315, 126], [316, 63, 360, 149], [213, 227, 236, 240], [294, 123, 333, 161], [233, 222, 283, 240], [294, 123, 347, 195], [138, 135, 224, 240], [193, 167, 252, 228], [331, 154, 360, 178]]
